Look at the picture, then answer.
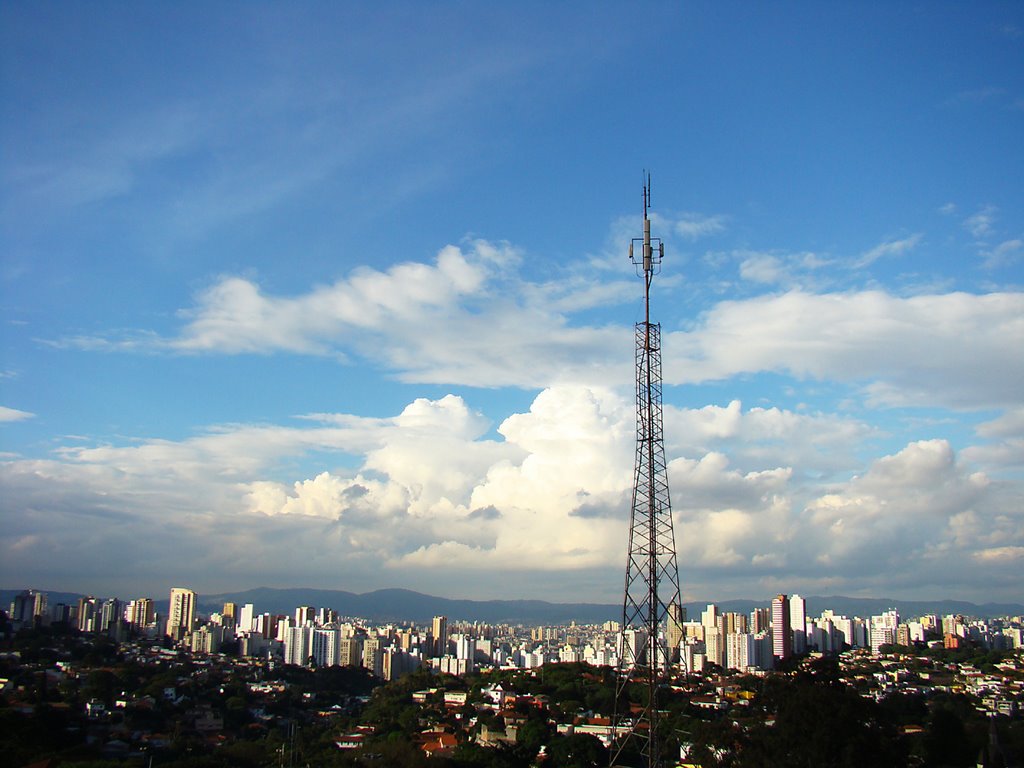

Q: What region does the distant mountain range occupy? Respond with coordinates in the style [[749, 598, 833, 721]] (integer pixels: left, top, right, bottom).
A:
[[4, 586, 1023, 624]]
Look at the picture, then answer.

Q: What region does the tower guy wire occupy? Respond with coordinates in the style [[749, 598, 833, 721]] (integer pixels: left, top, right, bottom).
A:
[[610, 174, 683, 768]]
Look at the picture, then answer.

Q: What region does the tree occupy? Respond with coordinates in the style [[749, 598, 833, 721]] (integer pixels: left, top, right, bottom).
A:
[[924, 707, 976, 767], [546, 732, 607, 767], [516, 713, 554, 755], [741, 672, 907, 768], [82, 668, 119, 707]]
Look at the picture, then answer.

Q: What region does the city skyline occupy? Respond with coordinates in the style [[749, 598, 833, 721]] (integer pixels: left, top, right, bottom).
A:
[[2, 4, 1023, 604]]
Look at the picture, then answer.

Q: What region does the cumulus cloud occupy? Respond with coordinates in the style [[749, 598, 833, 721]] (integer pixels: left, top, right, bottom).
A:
[[670, 432, 1020, 599], [1, 386, 1022, 601], [666, 400, 873, 476], [802, 440, 1004, 568]]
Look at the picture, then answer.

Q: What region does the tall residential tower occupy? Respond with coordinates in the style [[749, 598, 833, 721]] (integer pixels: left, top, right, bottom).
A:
[[167, 587, 197, 641]]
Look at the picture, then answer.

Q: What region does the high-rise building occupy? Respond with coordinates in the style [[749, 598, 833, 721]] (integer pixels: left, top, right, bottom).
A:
[[618, 628, 647, 669], [870, 609, 900, 654], [50, 602, 72, 625], [455, 634, 477, 664], [755, 632, 774, 670], [311, 627, 341, 667], [100, 598, 123, 633], [237, 603, 255, 637], [167, 588, 197, 641], [382, 647, 421, 682], [285, 625, 313, 666], [771, 594, 792, 661], [750, 607, 770, 634], [9, 589, 47, 626], [126, 598, 155, 630], [77, 597, 99, 633], [363, 636, 383, 676], [190, 625, 224, 654], [33, 590, 48, 620], [255, 612, 280, 639], [667, 602, 686, 662], [725, 632, 755, 671], [789, 594, 806, 654], [274, 615, 293, 642], [431, 616, 448, 657], [339, 637, 363, 667], [723, 611, 747, 635], [704, 626, 724, 668]]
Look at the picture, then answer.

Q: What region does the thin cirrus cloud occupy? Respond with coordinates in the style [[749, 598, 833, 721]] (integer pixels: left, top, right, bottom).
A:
[[853, 233, 922, 268]]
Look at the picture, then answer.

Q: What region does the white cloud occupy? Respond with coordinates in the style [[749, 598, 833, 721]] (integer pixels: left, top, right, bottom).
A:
[[739, 254, 786, 284], [854, 233, 922, 268], [964, 204, 998, 238], [666, 400, 873, 476], [710, 437, 1023, 601], [666, 290, 1024, 409], [974, 546, 1024, 563], [61, 239, 631, 389], [982, 238, 1023, 269], [801, 440, 1003, 567], [731, 249, 828, 289], [0, 406, 35, 422], [172, 242, 506, 354], [963, 408, 1024, 470], [675, 212, 727, 240], [2, 387, 1022, 602], [976, 408, 1024, 439], [46, 229, 1021, 413]]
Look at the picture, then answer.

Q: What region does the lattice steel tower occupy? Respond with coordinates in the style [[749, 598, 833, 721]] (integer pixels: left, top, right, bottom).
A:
[[611, 175, 683, 768]]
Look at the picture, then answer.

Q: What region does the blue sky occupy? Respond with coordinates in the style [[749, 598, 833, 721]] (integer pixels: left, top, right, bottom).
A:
[[2, 2, 1022, 605]]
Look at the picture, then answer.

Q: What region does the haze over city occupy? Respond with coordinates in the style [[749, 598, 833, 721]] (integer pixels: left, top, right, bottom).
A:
[[1, 3, 1022, 606]]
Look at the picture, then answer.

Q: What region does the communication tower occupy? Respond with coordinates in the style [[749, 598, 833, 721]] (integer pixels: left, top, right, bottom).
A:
[[611, 175, 683, 768]]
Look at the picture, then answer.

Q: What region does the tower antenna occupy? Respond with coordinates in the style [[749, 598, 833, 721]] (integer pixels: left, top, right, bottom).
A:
[[611, 174, 683, 768]]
